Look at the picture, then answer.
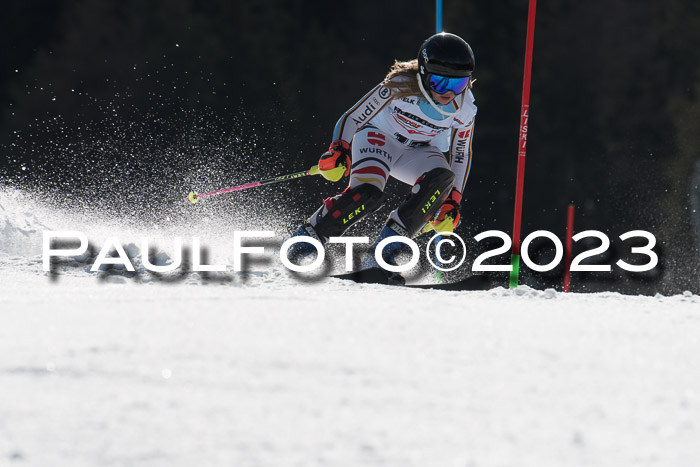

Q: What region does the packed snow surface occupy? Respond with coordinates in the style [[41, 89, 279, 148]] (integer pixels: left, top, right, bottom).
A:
[[1, 187, 699, 467]]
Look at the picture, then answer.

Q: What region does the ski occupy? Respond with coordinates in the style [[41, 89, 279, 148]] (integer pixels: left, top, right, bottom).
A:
[[332, 267, 493, 291]]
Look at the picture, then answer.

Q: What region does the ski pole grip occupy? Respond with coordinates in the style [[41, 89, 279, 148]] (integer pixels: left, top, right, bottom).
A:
[[309, 165, 321, 176]]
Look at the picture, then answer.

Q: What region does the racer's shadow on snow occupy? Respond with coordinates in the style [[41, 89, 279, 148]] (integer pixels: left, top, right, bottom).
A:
[[286, 243, 424, 284]]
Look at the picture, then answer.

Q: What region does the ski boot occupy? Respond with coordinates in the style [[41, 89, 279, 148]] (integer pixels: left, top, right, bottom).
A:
[[357, 219, 412, 285], [285, 222, 326, 264]]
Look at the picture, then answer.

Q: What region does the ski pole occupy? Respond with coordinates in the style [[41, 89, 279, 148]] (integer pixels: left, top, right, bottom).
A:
[[187, 165, 321, 204], [509, 0, 537, 288]]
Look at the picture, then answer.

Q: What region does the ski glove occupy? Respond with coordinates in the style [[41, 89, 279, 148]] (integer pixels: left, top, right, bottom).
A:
[[318, 140, 351, 182], [428, 188, 462, 233]]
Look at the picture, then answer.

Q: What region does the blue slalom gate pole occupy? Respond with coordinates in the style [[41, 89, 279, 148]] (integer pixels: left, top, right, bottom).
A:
[[434, 0, 445, 282]]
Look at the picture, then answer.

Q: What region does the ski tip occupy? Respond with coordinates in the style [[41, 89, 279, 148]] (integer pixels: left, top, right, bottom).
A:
[[187, 191, 199, 204]]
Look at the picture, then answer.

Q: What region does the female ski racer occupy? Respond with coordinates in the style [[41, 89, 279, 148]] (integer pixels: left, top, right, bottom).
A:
[[290, 32, 476, 282]]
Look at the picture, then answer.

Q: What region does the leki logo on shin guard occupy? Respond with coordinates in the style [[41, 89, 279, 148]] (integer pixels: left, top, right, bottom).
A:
[[343, 205, 366, 224], [421, 189, 441, 214]]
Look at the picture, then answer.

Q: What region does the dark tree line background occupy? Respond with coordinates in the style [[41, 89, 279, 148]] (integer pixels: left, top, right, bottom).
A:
[[2, 0, 699, 293]]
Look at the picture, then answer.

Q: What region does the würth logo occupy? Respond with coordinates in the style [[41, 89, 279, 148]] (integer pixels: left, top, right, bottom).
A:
[[458, 130, 471, 139], [367, 132, 386, 147]]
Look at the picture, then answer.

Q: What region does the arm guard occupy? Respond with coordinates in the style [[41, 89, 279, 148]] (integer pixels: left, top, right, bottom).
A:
[[331, 83, 393, 143]]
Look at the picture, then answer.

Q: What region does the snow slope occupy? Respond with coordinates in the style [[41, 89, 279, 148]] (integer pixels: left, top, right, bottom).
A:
[[1, 187, 699, 467]]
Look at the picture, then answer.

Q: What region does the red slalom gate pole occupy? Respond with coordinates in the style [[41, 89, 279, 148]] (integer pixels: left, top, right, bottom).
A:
[[509, 0, 537, 288], [563, 204, 575, 292]]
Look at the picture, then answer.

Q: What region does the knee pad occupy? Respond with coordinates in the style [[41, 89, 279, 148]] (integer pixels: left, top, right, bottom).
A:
[[313, 183, 385, 238], [397, 167, 455, 237]]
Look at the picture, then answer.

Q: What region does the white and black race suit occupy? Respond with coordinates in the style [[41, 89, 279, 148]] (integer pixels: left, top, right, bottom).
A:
[[331, 76, 477, 195]]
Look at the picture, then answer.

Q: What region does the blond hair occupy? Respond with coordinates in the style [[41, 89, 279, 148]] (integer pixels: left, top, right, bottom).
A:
[[382, 59, 421, 100], [382, 58, 475, 100]]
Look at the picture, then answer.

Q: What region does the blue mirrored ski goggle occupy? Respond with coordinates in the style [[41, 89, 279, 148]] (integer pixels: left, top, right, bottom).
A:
[[429, 74, 471, 95]]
